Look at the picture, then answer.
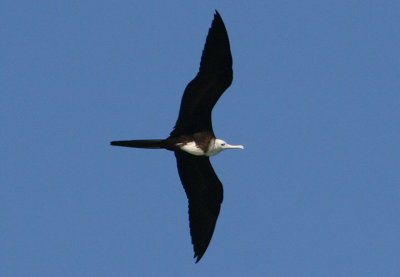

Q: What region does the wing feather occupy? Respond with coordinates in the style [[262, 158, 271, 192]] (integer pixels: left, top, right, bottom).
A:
[[171, 11, 233, 136], [174, 151, 224, 262]]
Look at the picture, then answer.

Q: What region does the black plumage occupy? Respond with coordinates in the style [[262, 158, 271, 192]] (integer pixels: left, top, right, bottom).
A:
[[111, 11, 242, 263], [171, 11, 232, 136], [175, 151, 223, 262]]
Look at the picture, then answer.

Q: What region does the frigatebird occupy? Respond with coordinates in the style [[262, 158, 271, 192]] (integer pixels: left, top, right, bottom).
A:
[[111, 11, 243, 263]]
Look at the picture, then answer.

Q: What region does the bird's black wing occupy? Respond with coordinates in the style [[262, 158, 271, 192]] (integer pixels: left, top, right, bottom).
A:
[[170, 11, 233, 136], [174, 151, 223, 263]]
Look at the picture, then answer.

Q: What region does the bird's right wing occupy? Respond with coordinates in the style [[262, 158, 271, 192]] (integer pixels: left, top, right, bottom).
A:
[[174, 151, 224, 263], [170, 11, 233, 136]]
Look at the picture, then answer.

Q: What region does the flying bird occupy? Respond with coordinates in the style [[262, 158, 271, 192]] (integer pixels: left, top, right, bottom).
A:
[[111, 11, 243, 263]]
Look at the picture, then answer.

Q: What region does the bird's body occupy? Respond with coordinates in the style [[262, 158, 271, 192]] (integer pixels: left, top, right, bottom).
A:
[[111, 11, 243, 263], [112, 134, 243, 157]]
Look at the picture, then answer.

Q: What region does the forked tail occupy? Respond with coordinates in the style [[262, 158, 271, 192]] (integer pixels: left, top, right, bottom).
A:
[[110, 139, 165, 149]]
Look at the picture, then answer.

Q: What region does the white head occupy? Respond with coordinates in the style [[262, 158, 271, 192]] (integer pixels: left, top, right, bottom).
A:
[[207, 138, 244, 156]]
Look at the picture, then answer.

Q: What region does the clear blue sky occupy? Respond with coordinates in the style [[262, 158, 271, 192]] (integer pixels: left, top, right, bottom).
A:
[[2, 1, 399, 276]]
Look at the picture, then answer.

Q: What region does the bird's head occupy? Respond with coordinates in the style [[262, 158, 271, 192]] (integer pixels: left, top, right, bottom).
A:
[[208, 138, 244, 156]]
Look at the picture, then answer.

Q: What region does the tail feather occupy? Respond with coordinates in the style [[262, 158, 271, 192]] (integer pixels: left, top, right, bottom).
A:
[[110, 139, 165, 149]]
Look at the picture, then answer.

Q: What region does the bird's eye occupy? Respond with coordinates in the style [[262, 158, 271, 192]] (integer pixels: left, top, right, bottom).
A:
[[221, 143, 225, 146]]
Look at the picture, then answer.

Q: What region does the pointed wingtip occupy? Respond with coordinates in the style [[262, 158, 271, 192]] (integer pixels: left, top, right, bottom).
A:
[[214, 10, 222, 19], [194, 253, 204, 263]]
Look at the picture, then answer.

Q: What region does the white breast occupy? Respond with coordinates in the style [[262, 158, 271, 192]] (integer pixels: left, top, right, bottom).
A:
[[179, 141, 206, 156], [205, 145, 223, 156]]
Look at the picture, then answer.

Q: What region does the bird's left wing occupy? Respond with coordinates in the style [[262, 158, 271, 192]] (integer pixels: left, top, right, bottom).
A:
[[174, 151, 223, 263], [170, 11, 232, 136]]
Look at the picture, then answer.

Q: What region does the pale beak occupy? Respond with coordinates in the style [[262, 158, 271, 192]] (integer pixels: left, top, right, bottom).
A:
[[225, 144, 244, 149]]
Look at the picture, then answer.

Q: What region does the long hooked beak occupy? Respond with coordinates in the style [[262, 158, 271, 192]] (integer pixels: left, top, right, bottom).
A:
[[225, 144, 244, 149]]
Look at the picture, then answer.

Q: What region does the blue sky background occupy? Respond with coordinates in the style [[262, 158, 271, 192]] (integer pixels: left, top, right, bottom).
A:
[[2, 1, 399, 276]]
